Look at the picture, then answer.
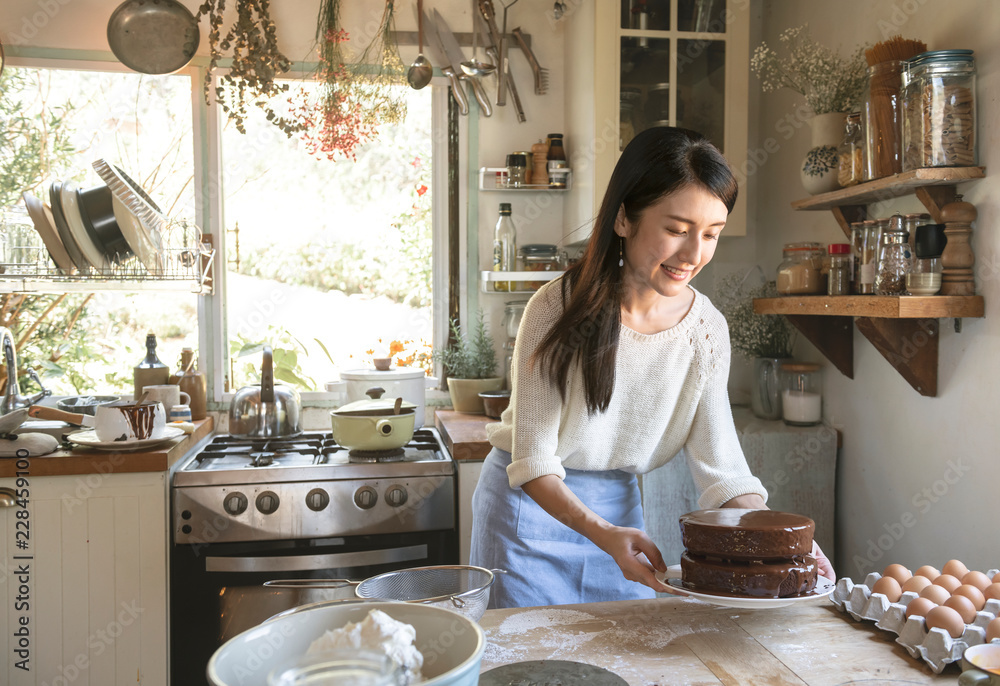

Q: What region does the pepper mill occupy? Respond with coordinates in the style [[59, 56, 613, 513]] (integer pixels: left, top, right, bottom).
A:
[[531, 140, 549, 186], [939, 194, 976, 296]]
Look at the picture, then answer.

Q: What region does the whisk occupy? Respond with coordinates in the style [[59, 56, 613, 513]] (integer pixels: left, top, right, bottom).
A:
[[512, 26, 548, 95]]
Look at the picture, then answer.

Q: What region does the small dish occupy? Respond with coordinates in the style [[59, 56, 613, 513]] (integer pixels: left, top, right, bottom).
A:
[[61, 179, 109, 271], [22, 191, 75, 273], [655, 567, 836, 609], [66, 425, 185, 451], [49, 180, 90, 272], [478, 390, 510, 419]]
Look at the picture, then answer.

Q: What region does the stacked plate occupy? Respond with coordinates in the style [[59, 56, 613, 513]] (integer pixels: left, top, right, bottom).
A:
[[20, 160, 168, 275]]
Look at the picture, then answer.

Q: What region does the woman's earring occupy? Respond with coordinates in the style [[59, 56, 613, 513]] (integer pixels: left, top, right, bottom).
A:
[[618, 237, 624, 268]]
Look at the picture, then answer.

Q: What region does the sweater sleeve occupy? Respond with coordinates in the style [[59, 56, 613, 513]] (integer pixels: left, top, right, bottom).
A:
[[490, 281, 568, 488], [685, 320, 770, 508]]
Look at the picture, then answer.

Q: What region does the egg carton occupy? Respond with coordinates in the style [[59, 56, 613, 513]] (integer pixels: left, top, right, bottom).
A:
[[831, 569, 1000, 674]]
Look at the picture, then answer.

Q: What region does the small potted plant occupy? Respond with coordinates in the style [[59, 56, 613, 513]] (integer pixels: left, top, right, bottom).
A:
[[432, 312, 502, 414]]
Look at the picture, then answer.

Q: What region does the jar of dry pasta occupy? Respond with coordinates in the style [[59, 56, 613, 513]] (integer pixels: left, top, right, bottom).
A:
[[903, 50, 977, 169], [776, 242, 827, 295]]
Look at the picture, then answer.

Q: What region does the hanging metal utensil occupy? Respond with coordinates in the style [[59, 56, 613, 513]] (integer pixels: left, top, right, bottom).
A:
[[107, 0, 200, 75], [462, 0, 496, 77], [407, 0, 433, 89], [496, 0, 520, 106]]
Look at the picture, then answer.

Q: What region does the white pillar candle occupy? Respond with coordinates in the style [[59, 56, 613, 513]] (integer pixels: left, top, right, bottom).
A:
[[782, 390, 822, 425]]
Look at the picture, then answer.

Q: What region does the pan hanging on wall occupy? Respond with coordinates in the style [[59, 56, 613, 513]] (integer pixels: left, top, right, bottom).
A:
[[107, 0, 200, 75]]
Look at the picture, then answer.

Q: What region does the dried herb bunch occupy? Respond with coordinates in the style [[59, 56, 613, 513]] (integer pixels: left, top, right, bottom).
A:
[[197, 0, 303, 135], [350, 1, 408, 128], [716, 271, 796, 359]]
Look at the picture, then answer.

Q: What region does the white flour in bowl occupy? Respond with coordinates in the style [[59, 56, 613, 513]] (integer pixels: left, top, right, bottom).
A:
[[307, 609, 424, 683]]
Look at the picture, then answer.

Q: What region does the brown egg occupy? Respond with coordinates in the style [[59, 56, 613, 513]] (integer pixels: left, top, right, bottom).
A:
[[925, 605, 967, 638], [954, 584, 987, 611], [934, 574, 962, 593], [942, 559, 970, 579], [872, 576, 903, 603], [915, 565, 940, 580], [984, 583, 1000, 602], [944, 594, 978, 623], [920, 584, 952, 605], [987, 617, 1000, 643], [994, 572, 1000, 584], [905, 597, 938, 619], [902, 575, 933, 594], [882, 563, 912, 585], [963, 571, 993, 592]]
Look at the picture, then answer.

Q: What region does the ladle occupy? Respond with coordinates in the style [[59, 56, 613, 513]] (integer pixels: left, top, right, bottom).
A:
[[407, 0, 433, 90], [462, 0, 496, 77]]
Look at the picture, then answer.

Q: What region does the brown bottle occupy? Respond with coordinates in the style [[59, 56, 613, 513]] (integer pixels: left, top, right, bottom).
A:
[[133, 332, 169, 399], [169, 347, 208, 420]]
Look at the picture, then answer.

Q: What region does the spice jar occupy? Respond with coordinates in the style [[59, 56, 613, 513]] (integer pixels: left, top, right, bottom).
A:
[[857, 220, 878, 294], [907, 223, 946, 295], [837, 112, 864, 187], [827, 243, 851, 295], [874, 219, 912, 295], [547, 134, 568, 188], [506, 153, 528, 188], [780, 362, 823, 427], [902, 49, 977, 168], [776, 242, 826, 295], [862, 60, 904, 180], [518, 243, 565, 291], [903, 212, 930, 252]]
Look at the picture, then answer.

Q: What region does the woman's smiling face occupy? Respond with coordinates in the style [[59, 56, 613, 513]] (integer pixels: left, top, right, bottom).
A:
[[615, 183, 729, 299]]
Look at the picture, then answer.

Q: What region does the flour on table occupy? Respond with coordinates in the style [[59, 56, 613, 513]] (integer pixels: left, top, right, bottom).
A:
[[306, 609, 423, 684]]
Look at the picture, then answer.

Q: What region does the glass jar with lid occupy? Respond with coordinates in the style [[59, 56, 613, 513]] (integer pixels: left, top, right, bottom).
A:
[[518, 244, 566, 291], [826, 243, 851, 296], [780, 362, 823, 427], [902, 49, 977, 168], [861, 59, 904, 180], [502, 300, 528, 340], [903, 212, 930, 252], [776, 242, 827, 295], [874, 217, 912, 295], [837, 112, 864, 187], [856, 220, 878, 294]]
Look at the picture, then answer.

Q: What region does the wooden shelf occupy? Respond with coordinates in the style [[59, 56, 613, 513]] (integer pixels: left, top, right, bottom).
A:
[[754, 295, 984, 319], [791, 167, 985, 211]]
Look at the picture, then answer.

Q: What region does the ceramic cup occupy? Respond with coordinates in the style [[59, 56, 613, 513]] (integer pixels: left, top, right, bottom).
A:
[[169, 404, 192, 422], [94, 401, 167, 442], [142, 384, 191, 419], [960, 643, 1000, 686]]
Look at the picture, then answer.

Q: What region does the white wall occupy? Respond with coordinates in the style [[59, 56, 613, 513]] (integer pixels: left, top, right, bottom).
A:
[[747, 0, 1000, 578]]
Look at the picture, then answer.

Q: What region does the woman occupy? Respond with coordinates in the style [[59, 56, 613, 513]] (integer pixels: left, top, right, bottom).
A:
[[470, 127, 834, 609]]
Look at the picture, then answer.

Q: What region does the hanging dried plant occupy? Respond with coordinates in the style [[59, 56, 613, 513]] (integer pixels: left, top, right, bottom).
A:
[[197, 0, 303, 136], [350, 1, 408, 127]]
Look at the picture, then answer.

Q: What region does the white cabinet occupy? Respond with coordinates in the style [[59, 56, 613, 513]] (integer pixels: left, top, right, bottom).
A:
[[564, 0, 750, 237], [0, 471, 169, 685], [457, 460, 485, 566]]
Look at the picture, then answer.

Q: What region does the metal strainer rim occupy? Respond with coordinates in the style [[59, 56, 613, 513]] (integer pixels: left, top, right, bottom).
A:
[[353, 564, 502, 606]]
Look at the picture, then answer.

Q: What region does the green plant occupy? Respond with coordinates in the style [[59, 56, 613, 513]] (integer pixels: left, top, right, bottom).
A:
[[716, 270, 796, 359], [750, 25, 869, 115], [432, 312, 497, 380]]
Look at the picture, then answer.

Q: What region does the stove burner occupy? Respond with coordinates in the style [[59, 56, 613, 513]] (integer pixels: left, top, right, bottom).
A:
[[348, 447, 406, 463]]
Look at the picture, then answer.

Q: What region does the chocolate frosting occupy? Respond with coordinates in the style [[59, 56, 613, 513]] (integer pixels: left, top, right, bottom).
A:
[[680, 551, 819, 598], [679, 509, 815, 560]]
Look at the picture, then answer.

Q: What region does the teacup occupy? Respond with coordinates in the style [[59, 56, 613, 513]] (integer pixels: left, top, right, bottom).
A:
[[960, 643, 1000, 686], [142, 384, 191, 419], [95, 401, 167, 442]]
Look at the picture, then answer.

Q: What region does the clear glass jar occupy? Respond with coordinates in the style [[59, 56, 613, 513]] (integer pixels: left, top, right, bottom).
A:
[[902, 50, 977, 168], [776, 242, 826, 295], [862, 60, 904, 180], [267, 649, 401, 686], [903, 212, 930, 252], [874, 226, 913, 295], [900, 57, 923, 171], [826, 244, 851, 296], [856, 220, 878, 295], [502, 300, 528, 339], [518, 243, 566, 291], [837, 112, 863, 187], [780, 362, 823, 427], [907, 257, 942, 295], [505, 153, 527, 188]]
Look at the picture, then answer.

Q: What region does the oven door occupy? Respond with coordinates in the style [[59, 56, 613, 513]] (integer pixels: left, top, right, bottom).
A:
[[170, 530, 455, 686]]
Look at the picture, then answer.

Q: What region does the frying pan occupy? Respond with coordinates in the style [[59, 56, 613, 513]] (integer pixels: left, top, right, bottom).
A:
[[107, 0, 200, 75]]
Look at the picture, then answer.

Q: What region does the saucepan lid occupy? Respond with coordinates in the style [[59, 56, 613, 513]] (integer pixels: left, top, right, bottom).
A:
[[332, 388, 417, 416]]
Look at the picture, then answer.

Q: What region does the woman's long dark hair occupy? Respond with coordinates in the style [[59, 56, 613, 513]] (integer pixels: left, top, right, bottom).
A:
[[533, 126, 738, 414]]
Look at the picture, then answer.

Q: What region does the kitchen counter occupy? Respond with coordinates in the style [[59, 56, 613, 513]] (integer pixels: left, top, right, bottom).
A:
[[435, 409, 494, 461], [0, 416, 213, 477], [478, 596, 954, 684]]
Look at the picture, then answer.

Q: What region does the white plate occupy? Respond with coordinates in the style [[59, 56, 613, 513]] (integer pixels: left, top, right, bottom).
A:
[[60, 179, 109, 271], [655, 567, 836, 609], [66, 426, 185, 451], [111, 194, 164, 272], [22, 191, 75, 273]]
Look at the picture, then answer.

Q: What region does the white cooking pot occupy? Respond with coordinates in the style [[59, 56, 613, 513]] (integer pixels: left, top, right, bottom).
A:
[[326, 367, 433, 428]]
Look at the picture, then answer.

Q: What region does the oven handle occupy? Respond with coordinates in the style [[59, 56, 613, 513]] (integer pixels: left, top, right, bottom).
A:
[[205, 544, 429, 573]]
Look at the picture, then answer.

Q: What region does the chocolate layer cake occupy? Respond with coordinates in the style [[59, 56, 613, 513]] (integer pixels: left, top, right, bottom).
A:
[[678, 509, 818, 598]]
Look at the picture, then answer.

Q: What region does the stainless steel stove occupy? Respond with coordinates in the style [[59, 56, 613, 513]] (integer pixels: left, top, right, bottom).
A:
[[169, 427, 458, 686]]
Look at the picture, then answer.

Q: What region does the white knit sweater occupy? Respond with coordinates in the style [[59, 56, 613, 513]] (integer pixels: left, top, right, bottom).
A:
[[487, 278, 768, 509]]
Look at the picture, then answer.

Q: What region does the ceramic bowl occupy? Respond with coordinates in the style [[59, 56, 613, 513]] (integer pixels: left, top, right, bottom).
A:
[[56, 395, 121, 416], [478, 390, 511, 419]]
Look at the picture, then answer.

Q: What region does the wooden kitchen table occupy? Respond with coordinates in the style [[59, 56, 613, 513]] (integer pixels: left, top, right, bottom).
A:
[[478, 596, 955, 685]]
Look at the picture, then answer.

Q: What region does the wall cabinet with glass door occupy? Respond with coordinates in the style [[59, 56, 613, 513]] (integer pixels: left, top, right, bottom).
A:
[[563, 0, 750, 239]]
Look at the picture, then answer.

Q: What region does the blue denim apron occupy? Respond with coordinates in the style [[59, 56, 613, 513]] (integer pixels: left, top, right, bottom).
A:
[[470, 447, 656, 609]]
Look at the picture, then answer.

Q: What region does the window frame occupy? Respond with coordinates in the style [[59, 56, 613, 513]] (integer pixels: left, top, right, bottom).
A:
[[4, 50, 456, 408]]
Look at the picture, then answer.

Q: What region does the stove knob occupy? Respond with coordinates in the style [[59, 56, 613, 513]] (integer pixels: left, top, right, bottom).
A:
[[256, 491, 280, 515], [354, 486, 378, 510], [306, 488, 330, 512], [223, 492, 248, 516], [386, 485, 408, 508]]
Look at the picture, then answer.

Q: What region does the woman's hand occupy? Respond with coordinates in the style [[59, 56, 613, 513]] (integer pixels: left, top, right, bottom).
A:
[[590, 525, 682, 595], [812, 540, 836, 581]]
